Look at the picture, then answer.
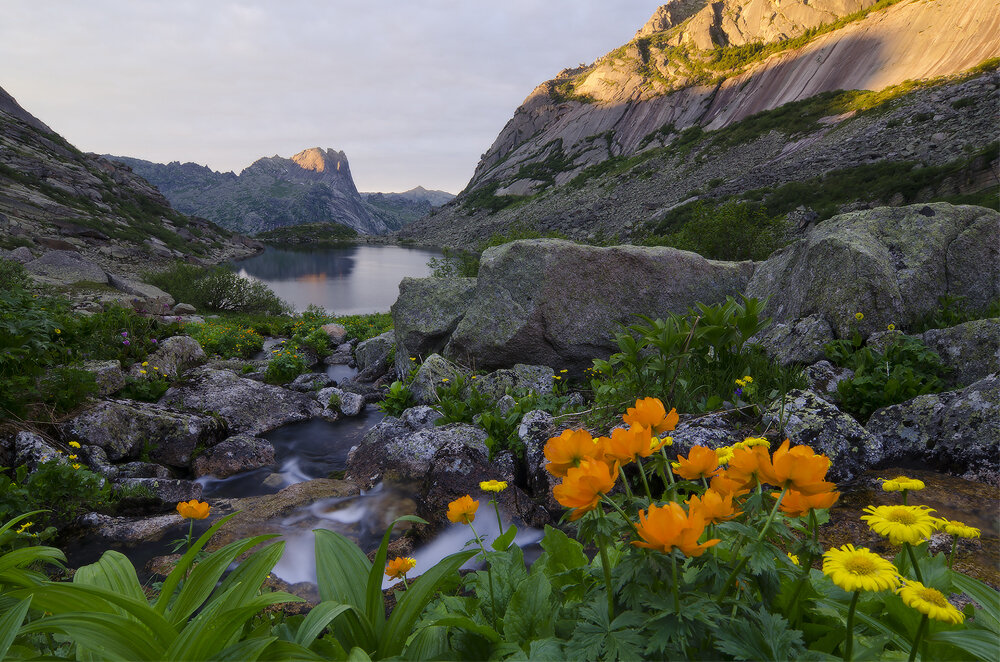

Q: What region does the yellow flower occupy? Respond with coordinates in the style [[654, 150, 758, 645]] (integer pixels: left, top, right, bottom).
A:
[[55, 328, 61, 334], [68, 441, 81, 449], [446, 495, 478, 524], [822, 544, 900, 592], [887, 323, 896, 331], [177, 500, 211, 520], [560, 369, 568, 373], [384, 556, 416, 580], [480, 480, 508, 493], [734, 437, 770, 451], [409, 357, 416, 361], [897, 580, 964, 624], [71, 463, 81, 470], [788, 554, 799, 566], [68, 454, 78, 460], [16, 521, 33, 534], [441, 378, 449, 383], [861, 504, 937, 545], [715, 446, 735, 465], [735, 379, 746, 387], [742, 375, 753, 383], [142, 361, 149, 366], [881, 476, 925, 492], [140, 370, 147, 374], [153, 367, 159, 370], [553, 375, 561, 380], [937, 518, 980, 539], [855, 312, 864, 321]]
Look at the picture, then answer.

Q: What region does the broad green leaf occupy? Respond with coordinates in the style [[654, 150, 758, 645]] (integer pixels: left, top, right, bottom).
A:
[[377, 549, 477, 659], [19, 612, 163, 661], [400, 625, 452, 661], [952, 573, 1000, 633], [926, 629, 1000, 662], [365, 515, 427, 630], [155, 512, 238, 614], [73, 550, 146, 602], [315, 528, 371, 608], [492, 524, 518, 551], [425, 615, 501, 643], [347, 646, 374, 662], [211, 539, 285, 607], [0, 545, 66, 579], [294, 602, 353, 648], [504, 572, 554, 648], [0, 596, 31, 660], [211, 636, 277, 661]]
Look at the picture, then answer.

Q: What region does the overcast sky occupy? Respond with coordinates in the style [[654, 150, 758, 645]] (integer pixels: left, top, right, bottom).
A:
[[0, 1, 659, 193]]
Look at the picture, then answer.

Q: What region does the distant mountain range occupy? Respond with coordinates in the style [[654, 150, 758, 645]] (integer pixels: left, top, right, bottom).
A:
[[106, 150, 453, 236]]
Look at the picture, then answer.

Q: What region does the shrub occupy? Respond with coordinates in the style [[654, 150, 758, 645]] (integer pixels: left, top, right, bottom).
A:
[[187, 320, 264, 359], [0, 258, 29, 290], [427, 248, 480, 277], [377, 380, 415, 415], [263, 347, 307, 384], [644, 200, 789, 261], [145, 262, 289, 314], [116, 370, 171, 402], [0, 462, 110, 530], [910, 295, 1000, 333]]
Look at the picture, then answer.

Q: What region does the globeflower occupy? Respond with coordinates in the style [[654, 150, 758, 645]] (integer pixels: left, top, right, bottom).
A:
[[622, 397, 678, 435], [776, 488, 840, 518], [632, 502, 719, 557], [176, 500, 211, 520], [446, 495, 479, 524], [553, 459, 617, 521], [672, 445, 722, 481], [757, 439, 835, 495], [544, 428, 602, 477], [686, 489, 741, 524], [384, 556, 417, 581], [602, 425, 654, 465]]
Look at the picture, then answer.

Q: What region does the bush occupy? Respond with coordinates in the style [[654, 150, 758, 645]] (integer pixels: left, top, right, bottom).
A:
[[644, 201, 789, 261], [0, 461, 110, 530], [145, 262, 289, 315], [377, 380, 415, 415], [0, 258, 29, 290], [187, 320, 264, 359], [263, 347, 306, 384], [427, 248, 480, 277]]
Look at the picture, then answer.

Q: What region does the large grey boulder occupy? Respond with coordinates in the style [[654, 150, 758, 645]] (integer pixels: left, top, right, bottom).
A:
[[444, 240, 754, 373], [133, 335, 205, 379], [748, 315, 834, 366], [355, 331, 394, 379], [409, 354, 469, 405], [159, 368, 323, 436], [1, 246, 34, 263], [866, 374, 999, 478], [14, 431, 65, 471], [107, 274, 174, 308], [471, 364, 555, 403], [317, 386, 364, 417], [62, 400, 226, 466], [747, 204, 1000, 338], [391, 277, 477, 376], [24, 250, 108, 285], [117, 477, 202, 504], [192, 435, 275, 478], [919, 318, 1000, 387], [82, 360, 126, 397], [762, 389, 882, 483]]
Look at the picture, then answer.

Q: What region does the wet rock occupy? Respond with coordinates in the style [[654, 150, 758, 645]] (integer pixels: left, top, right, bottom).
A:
[[355, 331, 394, 379], [133, 335, 205, 379], [391, 277, 478, 376], [62, 400, 225, 466], [324, 342, 354, 367], [920, 318, 1000, 387], [320, 323, 348, 345], [159, 368, 322, 436], [318, 386, 364, 417], [399, 405, 443, 430], [471, 364, 555, 403], [192, 435, 275, 478], [804, 360, 854, 403], [107, 274, 174, 308], [409, 353, 469, 405], [82, 359, 126, 397], [445, 240, 754, 374], [866, 374, 999, 477], [289, 372, 333, 392], [749, 315, 834, 366], [78, 512, 183, 545], [747, 204, 1000, 337], [762, 389, 882, 482], [14, 431, 64, 470], [23, 250, 107, 285], [117, 477, 202, 503]]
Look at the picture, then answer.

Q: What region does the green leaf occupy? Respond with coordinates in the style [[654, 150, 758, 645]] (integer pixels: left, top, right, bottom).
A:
[[713, 608, 806, 661], [294, 601, 353, 648], [492, 524, 518, 551], [365, 515, 427, 630], [952, 573, 1000, 633], [377, 549, 477, 659], [211, 539, 286, 607], [19, 612, 163, 661], [504, 572, 554, 648], [154, 512, 238, 614], [400, 625, 452, 661], [425, 615, 501, 643], [346, 646, 373, 662], [926, 629, 1000, 662], [314, 528, 371, 608], [0, 596, 31, 660], [211, 636, 278, 661], [73, 550, 147, 603]]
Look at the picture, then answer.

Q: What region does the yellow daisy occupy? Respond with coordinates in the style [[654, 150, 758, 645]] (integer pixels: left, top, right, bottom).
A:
[[715, 446, 735, 465], [881, 476, 925, 492], [897, 581, 964, 624], [823, 544, 900, 592], [479, 479, 508, 493], [937, 518, 980, 539], [861, 504, 937, 545]]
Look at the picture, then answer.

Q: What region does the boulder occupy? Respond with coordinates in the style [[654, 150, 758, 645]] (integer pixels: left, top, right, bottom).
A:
[[62, 400, 226, 466], [82, 359, 126, 397], [919, 319, 1000, 387], [444, 240, 754, 373], [866, 374, 999, 478], [804, 360, 854, 403], [117, 477, 202, 504], [747, 204, 1000, 338], [399, 405, 443, 430], [391, 277, 478, 376], [748, 315, 835, 366], [115, 461, 172, 479], [14, 431, 65, 471], [762, 389, 882, 483], [159, 368, 323, 436], [23, 250, 108, 285], [192, 435, 276, 478], [409, 354, 469, 405], [471, 364, 555, 403], [172, 303, 197, 315], [318, 386, 364, 417], [2, 246, 34, 263], [320, 323, 348, 345], [518, 409, 559, 505], [107, 274, 174, 308], [289, 372, 333, 392], [78, 512, 184, 545], [669, 412, 745, 456], [354, 331, 394, 379], [133, 335, 205, 379]]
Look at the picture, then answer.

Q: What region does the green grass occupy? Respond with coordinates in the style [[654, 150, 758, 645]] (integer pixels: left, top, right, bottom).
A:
[[256, 222, 358, 245]]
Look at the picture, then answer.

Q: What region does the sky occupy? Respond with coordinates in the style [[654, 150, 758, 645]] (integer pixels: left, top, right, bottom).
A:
[[0, 1, 659, 193]]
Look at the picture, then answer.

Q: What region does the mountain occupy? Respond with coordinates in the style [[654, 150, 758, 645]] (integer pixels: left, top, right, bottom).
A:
[[362, 186, 455, 227], [0, 85, 254, 273], [400, 0, 1000, 247], [107, 150, 439, 236]]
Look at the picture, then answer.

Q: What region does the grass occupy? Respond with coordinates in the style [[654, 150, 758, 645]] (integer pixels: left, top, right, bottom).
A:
[[255, 222, 358, 246]]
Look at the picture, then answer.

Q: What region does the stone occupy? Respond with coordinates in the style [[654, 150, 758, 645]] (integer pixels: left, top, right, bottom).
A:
[[4, 246, 33, 263], [77, 445, 117, 479], [669, 412, 745, 456], [115, 462, 172, 479], [748, 315, 835, 366], [866, 374, 999, 477], [762, 389, 882, 483], [919, 318, 1000, 387], [107, 274, 174, 307], [747, 204, 1000, 338], [320, 323, 348, 345], [117, 477, 202, 503], [159, 368, 323, 436], [804, 360, 854, 403], [496, 394, 518, 416], [192, 435, 276, 478], [14, 431, 64, 471], [409, 354, 469, 405], [391, 277, 478, 377], [172, 303, 197, 315], [289, 372, 333, 392], [399, 405, 443, 430], [82, 359, 126, 397], [444, 240, 754, 374], [61, 400, 225, 466], [519, 409, 559, 502], [471, 364, 556, 403], [78, 512, 184, 545], [354, 331, 394, 379], [133, 335, 205, 379], [318, 386, 364, 417], [22, 250, 107, 286]]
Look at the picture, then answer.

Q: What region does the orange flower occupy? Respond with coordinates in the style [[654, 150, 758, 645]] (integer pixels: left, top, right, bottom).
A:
[[446, 495, 479, 524], [776, 488, 840, 517], [553, 459, 617, 521], [687, 489, 742, 524], [758, 440, 835, 495], [724, 445, 771, 487], [544, 429, 602, 477], [602, 425, 654, 465], [384, 556, 416, 580], [710, 472, 752, 498], [672, 446, 722, 481], [176, 500, 210, 520], [632, 502, 720, 557], [623, 398, 679, 435]]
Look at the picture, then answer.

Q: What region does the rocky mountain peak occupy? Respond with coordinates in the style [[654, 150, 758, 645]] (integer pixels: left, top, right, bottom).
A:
[[290, 147, 346, 174], [635, 0, 707, 38]]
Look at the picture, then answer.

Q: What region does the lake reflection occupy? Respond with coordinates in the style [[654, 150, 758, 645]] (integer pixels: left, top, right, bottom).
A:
[[234, 244, 441, 314]]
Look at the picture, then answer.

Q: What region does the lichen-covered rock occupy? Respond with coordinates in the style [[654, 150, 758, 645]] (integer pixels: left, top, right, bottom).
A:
[[444, 240, 754, 374], [409, 354, 469, 405], [192, 435, 275, 478], [14, 431, 64, 470], [519, 409, 559, 504], [866, 374, 999, 477], [748, 315, 834, 366], [23, 250, 107, 285], [137, 336, 206, 379], [82, 359, 126, 397], [804, 360, 854, 403], [115, 461, 171, 479], [355, 331, 394, 379], [762, 389, 882, 482], [318, 386, 364, 417], [172, 303, 197, 315], [669, 412, 745, 456], [289, 372, 333, 392], [107, 274, 174, 308], [399, 405, 442, 430], [159, 368, 322, 435], [320, 323, 348, 345], [77, 512, 183, 545], [471, 364, 555, 403], [919, 318, 1000, 387], [62, 400, 225, 466], [117, 477, 202, 504], [747, 204, 1000, 337], [391, 277, 477, 376]]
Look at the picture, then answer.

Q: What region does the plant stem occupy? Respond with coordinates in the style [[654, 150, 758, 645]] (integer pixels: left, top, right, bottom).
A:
[[601, 494, 640, 537], [902, 489, 909, 506], [618, 466, 635, 498], [718, 487, 788, 602], [844, 590, 860, 662], [660, 448, 676, 487], [637, 459, 653, 501], [597, 509, 616, 620], [907, 614, 928, 662], [492, 498, 504, 537], [670, 552, 681, 614], [904, 542, 924, 583], [469, 522, 498, 629]]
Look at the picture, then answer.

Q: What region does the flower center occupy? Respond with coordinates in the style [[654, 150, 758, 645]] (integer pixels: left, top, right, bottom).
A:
[[917, 587, 949, 607], [845, 555, 878, 575], [887, 507, 918, 525]]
